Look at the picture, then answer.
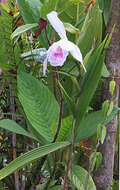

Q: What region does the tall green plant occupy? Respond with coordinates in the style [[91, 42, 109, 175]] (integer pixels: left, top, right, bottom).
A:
[[0, 0, 119, 189]]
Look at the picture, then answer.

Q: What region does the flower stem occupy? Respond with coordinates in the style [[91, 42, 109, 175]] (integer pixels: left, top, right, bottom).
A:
[[52, 67, 58, 100], [52, 67, 63, 143], [75, 3, 80, 43], [45, 27, 51, 46]]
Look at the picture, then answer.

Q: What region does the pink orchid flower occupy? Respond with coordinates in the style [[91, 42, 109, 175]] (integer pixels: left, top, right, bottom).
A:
[[43, 11, 86, 75]]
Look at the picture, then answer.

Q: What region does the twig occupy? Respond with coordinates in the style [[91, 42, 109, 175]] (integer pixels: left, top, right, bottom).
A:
[[62, 158, 72, 190], [9, 80, 20, 190]]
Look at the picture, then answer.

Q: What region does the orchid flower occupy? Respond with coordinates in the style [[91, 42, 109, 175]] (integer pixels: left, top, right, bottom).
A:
[[43, 11, 86, 75]]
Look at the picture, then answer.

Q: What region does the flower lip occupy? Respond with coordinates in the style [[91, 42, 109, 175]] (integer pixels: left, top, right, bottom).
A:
[[47, 42, 69, 67], [54, 46, 63, 58]]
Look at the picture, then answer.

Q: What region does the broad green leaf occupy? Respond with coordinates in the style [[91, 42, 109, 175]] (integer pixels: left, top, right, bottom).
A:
[[0, 119, 38, 141], [40, 0, 59, 18], [58, 81, 77, 117], [98, 0, 111, 26], [83, 48, 93, 70], [17, 0, 48, 47], [51, 115, 73, 142], [17, 72, 60, 143], [104, 107, 119, 125], [77, 5, 103, 56], [56, 0, 72, 13], [75, 110, 103, 143], [53, 110, 104, 143], [17, 0, 42, 23], [75, 107, 118, 143], [0, 142, 70, 180], [103, 0, 111, 26], [11, 24, 38, 39], [69, 164, 96, 190], [75, 40, 106, 132]]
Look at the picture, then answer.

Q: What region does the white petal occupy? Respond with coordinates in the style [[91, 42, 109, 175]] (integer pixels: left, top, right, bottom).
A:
[[47, 11, 67, 40], [69, 42, 86, 72], [58, 39, 86, 72], [43, 58, 48, 75], [58, 39, 75, 51]]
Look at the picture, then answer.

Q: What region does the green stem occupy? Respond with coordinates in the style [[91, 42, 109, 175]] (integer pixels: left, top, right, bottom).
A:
[[75, 3, 80, 43]]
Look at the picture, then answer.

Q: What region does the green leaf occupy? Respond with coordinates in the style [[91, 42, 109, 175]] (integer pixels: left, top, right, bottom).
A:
[[64, 22, 80, 34], [49, 186, 62, 190], [95, 152, 102, 170], [75, 110, 103, 143], [11, 23, 38, 39], [89, 152, 102, 172], [100, 125, 106, 144], [51, 115, 73, 142], [70, 164, 96, 190], [58, 81, 77, 117], [107, 101, 114, 117], [89, 152, 96, 172], [104, 107, 119, 125], [104, 24, 116, 49], [97, 124, 102, 139], [69, 0, 84, 3], [17, 0, 42, 23], [101, 63, 110, 77], [0, 142, 70, 180], [40, 0, 59, 18], [97, 124, 107, 144], [75, 107, 118, 143], [17, 0, 49, 47], [76, 40, 106, 133], [21, 48, 47, 63], [102, 100, 109, 118], [77, 5, 103, 56], [17, 72, 60, 143], [109, 80, 116, 96], [0, 119, 38, 141], [99, 0, 111, 26]]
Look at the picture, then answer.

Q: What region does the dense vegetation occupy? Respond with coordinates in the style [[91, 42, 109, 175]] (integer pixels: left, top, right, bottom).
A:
[[0, 0, 119, 189]]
